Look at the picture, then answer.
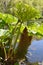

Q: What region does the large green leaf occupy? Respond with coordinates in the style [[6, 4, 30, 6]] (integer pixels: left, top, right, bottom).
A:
[[0, 29, 8, 37], [27, 22, 43, 37], [14, 2, 40, 22], [5, 14, 18, 24], [0, 12, 18, 24], [37, 23, 43, 35]]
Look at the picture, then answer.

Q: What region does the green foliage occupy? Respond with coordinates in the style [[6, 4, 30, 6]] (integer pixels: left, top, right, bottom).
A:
[[0, 1, 42, 65], [0, 12, 18, 24], [27, 22, 43, 37], [14, 2, 40, 22], [14, 62, 19, 65]]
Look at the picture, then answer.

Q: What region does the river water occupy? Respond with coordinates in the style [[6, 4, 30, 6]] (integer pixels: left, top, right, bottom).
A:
[[26, 39, 43, 63]]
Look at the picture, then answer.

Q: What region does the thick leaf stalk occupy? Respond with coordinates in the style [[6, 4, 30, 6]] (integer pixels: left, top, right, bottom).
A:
[[14, 27, 32, 60]]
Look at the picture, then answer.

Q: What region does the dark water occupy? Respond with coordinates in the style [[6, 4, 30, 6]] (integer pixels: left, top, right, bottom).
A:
[[26, 39, 43, 63]]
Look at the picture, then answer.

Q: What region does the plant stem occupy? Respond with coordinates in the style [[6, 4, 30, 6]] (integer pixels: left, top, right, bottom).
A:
[[8, 22, 19, 57], [14, 22, 22, 48], [1, 16, 8, 59], [2, 42, 7, 59], [8, 22, 22, 58]]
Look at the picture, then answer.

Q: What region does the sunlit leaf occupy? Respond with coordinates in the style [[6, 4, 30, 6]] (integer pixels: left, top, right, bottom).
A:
[[0, 12, 3, 19], [0, 12, 18, 24], [37, 23, 43, 35], [20, 23, 25, 33], [14, 2, 40, 22], [27, 22, 43, 37], [6, 14, 18, 24], [0, 29, 8, 37]]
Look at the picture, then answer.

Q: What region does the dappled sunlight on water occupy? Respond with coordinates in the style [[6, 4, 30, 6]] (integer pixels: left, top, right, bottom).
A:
[[26, 39, 43, 63]]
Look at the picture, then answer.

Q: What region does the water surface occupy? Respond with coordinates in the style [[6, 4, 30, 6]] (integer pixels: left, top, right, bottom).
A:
[[26, 39, 43, 63]]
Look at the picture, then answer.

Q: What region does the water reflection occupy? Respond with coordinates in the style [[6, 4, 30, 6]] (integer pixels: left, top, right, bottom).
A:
[[26, 39, 43, 63]]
